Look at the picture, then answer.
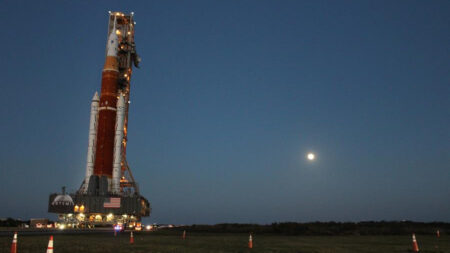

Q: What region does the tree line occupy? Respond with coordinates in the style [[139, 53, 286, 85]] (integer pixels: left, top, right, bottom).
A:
[[1, 218, 447, 235], [0, 218, 25, 227], [176, 221, 448, 235]]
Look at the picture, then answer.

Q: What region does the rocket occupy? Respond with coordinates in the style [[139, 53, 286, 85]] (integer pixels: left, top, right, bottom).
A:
[[94, 16, 119, 186], [81, 92, 99, 193], [112, 94, 126, 193], [49, 12, 150, 223], [83, 17, 124, 194]]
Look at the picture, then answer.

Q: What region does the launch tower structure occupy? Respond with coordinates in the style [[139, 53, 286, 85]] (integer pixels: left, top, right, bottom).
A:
[[48, 12, 150, 227]]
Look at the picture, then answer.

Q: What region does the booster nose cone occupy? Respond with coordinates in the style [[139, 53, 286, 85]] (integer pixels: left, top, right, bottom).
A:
[[92, 91, 100, 101]]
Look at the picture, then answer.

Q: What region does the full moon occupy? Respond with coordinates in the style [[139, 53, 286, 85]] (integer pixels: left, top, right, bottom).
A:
[[307, 153, 315, 161]]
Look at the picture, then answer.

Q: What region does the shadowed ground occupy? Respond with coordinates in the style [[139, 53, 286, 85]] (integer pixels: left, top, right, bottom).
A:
[[0, 231, 448, 253]]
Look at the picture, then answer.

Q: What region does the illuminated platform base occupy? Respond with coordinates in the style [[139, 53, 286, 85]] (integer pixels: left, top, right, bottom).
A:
[[48, 192, 150, 227], [56, 213, 140, 229]]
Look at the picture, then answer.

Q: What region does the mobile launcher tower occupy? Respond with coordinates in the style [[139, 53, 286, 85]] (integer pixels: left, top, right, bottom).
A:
[[49, 12, 150, 227]]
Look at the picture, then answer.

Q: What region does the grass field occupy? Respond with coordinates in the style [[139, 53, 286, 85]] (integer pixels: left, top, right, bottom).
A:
[[1, 231, 449, 253]]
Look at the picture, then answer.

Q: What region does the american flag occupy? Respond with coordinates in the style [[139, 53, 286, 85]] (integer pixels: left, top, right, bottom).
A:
[[103, 198, 121, 208]]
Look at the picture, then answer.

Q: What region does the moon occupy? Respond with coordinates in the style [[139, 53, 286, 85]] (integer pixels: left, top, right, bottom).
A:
[[307, 153, 315, 161]]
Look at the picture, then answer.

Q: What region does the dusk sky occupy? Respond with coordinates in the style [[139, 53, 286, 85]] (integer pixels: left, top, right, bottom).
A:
[[0, 0, 449, 224]]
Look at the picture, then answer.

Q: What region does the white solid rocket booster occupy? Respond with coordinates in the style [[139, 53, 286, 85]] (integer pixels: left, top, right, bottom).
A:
[[83, 92, 100, 193], [112, 94, 126, 194]]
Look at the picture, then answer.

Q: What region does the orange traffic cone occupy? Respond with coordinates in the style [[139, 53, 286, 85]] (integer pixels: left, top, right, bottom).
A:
[[182, 230, 186, 240], [412, 233, 419, 252], [10, 232, 17, 253], [248, 234, 253, 249], [46, 236, 54, 253], [437, 230, 440, 238], [130, 231, 134, 244]]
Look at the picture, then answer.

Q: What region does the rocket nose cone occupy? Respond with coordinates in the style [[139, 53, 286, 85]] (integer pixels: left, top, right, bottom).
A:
[[113, 15, 117, 30], [106, 16, 119, 57]]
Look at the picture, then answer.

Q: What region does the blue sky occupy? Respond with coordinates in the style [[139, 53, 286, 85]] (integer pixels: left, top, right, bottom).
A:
[[0, 0, 449, 224]]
